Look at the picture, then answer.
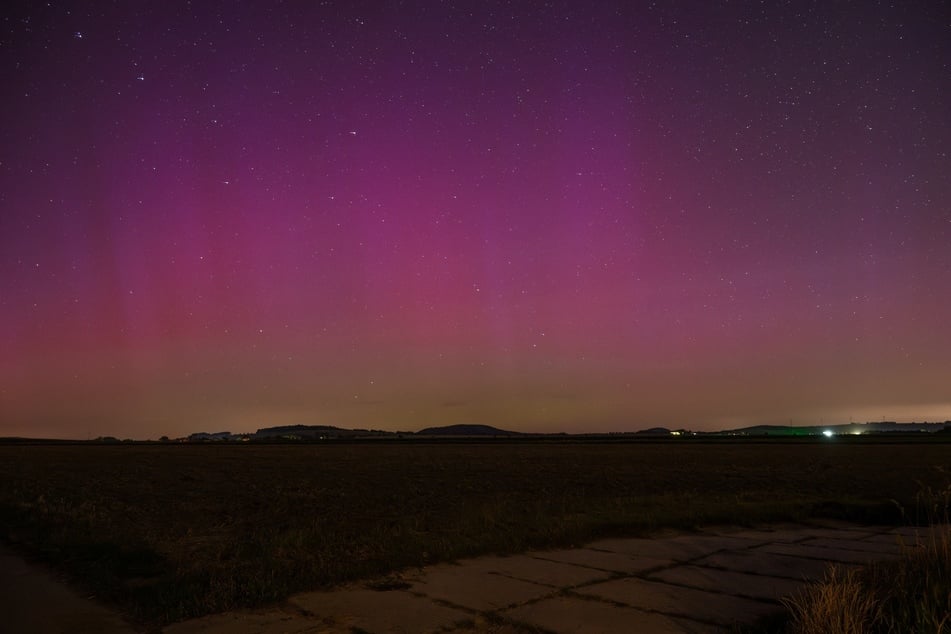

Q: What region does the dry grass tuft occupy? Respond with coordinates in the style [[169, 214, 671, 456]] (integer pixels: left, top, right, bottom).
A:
[[782, 565, 883, 634]]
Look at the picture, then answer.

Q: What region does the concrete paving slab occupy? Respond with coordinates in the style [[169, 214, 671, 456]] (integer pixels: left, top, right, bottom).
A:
[[288, 586, 471, 633], [755, 542, 900, 564], [667, 616, 723, 634], [698, 523, 802, 534], [719, 524, 885, 544], [531, 547, 672, 574], [0, 546, 137, 634], [704, 527, 811, 543], [459, 553, 612, 587], [585, 537, 692, 560], [162, 610, 327, 634], [788, 527, 878, 540], [889, 525, 950, 543], [586, 535, 762, 562], [405, 562, 553, 611], [577, 577, 780, 626], [864, 532, 919, 547], [720, 525, 878, 544], [648, 564, 806, 601], [800, 537, 903, 555], [806, 519, 886, 531], [440, 614, 539, 633], [694, 549, 834, 580], [663, 535, 767, 558], [503, 595, 715, 634]]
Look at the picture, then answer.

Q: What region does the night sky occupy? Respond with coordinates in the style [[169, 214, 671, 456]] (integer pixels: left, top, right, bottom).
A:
[[2, 1, 949, 439]]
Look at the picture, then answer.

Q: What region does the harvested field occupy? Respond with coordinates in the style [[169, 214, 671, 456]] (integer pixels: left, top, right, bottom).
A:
[[0, 440, 948, 626]]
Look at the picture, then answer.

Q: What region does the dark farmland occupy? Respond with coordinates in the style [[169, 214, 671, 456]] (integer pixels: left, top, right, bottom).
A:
[[0, 440, 948, 626]]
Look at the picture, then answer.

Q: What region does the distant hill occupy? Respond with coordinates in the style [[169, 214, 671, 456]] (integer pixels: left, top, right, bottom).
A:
[[723, 422, 951, 436], [725, 425, 812, 436], [253, 424, 395, 439], [415, 424, 521, 436], [635, 427, 671, 435]]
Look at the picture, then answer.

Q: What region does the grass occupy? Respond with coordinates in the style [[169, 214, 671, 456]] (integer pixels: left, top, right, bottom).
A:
[[780, 479, 951, 633], [0, 440, 946, 627]]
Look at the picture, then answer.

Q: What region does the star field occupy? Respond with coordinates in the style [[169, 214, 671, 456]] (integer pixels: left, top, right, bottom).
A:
[[1, 1, 949, 438]]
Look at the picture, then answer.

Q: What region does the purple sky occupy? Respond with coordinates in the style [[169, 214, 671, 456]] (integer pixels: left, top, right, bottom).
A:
[[1, 1, 949, 439]]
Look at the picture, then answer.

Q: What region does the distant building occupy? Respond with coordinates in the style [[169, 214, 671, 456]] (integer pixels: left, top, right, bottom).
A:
[[187, 431, 236, 442]]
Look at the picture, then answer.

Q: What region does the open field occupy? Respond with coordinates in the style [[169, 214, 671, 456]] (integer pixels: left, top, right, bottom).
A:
[[1, 439, 949, 627]]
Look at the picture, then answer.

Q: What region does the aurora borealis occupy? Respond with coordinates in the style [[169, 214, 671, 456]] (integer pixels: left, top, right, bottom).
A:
[[1, 1, 949, 439]]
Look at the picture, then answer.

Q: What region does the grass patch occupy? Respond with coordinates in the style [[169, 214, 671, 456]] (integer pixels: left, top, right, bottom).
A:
[[0, 441, 943, 626]]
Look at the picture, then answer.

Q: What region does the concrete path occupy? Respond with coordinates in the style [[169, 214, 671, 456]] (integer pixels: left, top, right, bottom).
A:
[[0, 522, 937, 634], [162, 522, 935, 634]]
